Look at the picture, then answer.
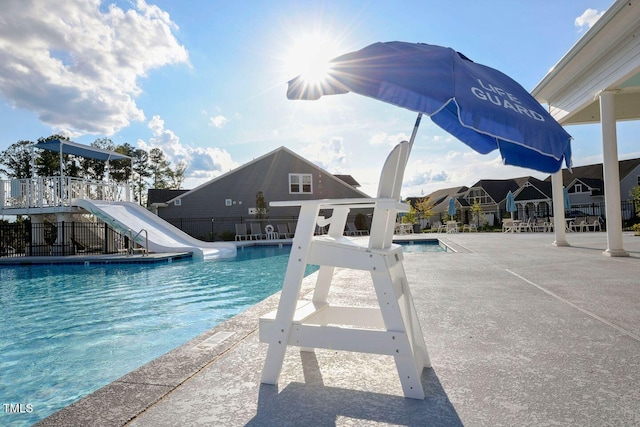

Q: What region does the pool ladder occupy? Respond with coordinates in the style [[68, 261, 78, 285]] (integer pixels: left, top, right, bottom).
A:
[[127, 228, 149, 257]]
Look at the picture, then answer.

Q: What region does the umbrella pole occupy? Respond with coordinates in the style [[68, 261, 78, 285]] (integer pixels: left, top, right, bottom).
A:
[[407, 113, 422, 155]]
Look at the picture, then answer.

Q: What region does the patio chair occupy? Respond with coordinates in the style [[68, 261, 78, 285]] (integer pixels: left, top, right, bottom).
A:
[[517, 218, 533, 232], [586, 216, 602, 232], [277, 223, 293, 238], [502, 218, 516, 233], [462, 223, 477, 232], [288, 222, 297, 236], [532, 218, 546, 232], [259, 140, 430, 399], [235, 223, 249, 241], [570, 218, 588, 232], [445, 220, 458, 233], [250, 223, 264, 240]]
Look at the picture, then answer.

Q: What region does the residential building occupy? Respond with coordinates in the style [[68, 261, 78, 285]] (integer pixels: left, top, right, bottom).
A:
[[151, 146, 369, 238]]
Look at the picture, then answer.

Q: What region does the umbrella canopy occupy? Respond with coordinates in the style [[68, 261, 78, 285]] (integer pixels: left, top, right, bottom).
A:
[[506, 190, 517, 213], [448, 197, 457, 216], [288, 41, 572, 173]]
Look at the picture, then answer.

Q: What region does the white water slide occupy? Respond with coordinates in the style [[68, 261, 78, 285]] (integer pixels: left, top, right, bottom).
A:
[[72, 199, 236, 260]]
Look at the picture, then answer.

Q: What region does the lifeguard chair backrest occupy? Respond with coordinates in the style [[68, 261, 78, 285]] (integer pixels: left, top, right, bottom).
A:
[[369, 140, 411, 249]]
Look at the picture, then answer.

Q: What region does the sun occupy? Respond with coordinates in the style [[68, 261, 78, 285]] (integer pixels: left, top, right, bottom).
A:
[[283, 33, 341, 83]]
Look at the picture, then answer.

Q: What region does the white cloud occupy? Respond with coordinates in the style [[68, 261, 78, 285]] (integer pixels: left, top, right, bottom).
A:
[[369, 130, 410, 147], [138, 115, 239, 188], [301, 136, 348, 171], [0, 0, 188, 135], [209, 115, 229, 128], [575, 8, 605, 30]]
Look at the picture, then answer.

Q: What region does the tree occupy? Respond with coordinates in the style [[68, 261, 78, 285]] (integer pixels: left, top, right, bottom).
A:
[[255, 191, 268, 219], [0, 140, 35, 179], [109, 143, 134, 182], [132, 148, 151, 204], [148, 147, 172, 189], [81, 137, 116, 181], [34, 135, 70, 177], [414, 196, 434, 222], [168, 160, 187, 189], [470, 199, 483, 227]]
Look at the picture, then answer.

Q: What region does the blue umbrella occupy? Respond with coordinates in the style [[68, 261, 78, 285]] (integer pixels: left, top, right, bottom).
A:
[[288, 41, 572, 173], [563, 187, 571, 210], [506, 191, 517, 213], [448, 198, 457, 217]]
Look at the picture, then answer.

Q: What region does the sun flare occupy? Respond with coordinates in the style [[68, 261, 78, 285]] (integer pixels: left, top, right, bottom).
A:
[[283, 33, 341, 83]]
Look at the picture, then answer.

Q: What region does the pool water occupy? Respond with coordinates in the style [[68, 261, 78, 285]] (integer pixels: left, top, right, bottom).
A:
[[397, 239, 446, 253], [0, 245, 317, 427]]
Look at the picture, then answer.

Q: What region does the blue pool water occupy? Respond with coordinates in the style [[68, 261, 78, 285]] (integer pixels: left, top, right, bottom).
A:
[[0, 245, 317, 427], [0, 241, 441, 426], [397, 239, 445, 253]]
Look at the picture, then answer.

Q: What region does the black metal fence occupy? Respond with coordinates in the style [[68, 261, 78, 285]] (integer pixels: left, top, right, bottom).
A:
[[163, 213, 372, 242], [0, 221, 128, 258]]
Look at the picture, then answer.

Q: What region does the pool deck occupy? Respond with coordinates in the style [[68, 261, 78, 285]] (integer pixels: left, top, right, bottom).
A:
[[34, 231, 640, 426]]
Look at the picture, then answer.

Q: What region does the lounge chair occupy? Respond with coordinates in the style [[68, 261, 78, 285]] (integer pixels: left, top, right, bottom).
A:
[[586, 216, 602, 232], [276, 224, 293, 238], [570, 218, 588, 232], [259, 140, 430, 399], [430, 221, 444, 233], [250, 223, 264, 240], [235, 224, 249, 241], [288, 222, 297, 237], [346, 222, 368, 236]]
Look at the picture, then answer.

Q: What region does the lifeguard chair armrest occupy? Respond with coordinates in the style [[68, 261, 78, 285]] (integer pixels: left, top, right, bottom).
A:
[[270, 198, 410, 212]]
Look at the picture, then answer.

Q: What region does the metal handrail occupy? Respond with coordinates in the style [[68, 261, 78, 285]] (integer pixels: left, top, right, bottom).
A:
[[128, 228, 149, 256]]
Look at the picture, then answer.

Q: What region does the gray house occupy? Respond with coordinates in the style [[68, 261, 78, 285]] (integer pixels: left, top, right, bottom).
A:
[[153, 146, 369, 238]]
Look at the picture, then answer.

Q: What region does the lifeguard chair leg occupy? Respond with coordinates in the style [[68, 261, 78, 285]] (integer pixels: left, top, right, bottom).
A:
[[261, 204, 319, 384], [371, 265, 427, 399]]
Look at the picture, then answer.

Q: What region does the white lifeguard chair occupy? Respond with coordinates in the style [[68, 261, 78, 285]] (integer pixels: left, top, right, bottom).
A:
[[259, 140, 431, 399]]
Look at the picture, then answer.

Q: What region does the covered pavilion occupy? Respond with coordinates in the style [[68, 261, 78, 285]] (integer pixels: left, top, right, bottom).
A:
[[532, 0, 640, 256]]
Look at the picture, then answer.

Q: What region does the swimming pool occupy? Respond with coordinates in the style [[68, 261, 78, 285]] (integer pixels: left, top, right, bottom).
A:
[[0, 245, 317, 427], [0, 240, 443, 426], [397, 239, 446, 253]]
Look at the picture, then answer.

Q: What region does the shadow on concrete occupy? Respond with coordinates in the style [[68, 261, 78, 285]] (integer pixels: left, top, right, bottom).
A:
[[247, 352, 461, 427]]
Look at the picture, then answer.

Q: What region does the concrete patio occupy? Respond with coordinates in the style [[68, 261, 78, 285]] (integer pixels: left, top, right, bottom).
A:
[[36, 231, 640, 426]]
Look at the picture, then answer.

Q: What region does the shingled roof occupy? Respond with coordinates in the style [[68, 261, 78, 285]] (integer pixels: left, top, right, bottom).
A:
[[545, 158, 640, 185]]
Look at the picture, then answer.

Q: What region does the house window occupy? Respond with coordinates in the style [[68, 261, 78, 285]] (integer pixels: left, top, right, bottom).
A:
[[174, 199, 181, 206], [574, 183, 583, 193], [289, 174, 312, 194], [466, 188, 492, 204], [225, 199, 232, 206]]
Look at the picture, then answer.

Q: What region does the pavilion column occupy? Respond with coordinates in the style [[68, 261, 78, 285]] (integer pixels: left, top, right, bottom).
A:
[[599, 90, 628, 257], [551, 171, 569, 247]]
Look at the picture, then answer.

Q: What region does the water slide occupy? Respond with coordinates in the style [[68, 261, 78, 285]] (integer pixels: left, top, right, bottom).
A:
[[72, 199, 236, 260]]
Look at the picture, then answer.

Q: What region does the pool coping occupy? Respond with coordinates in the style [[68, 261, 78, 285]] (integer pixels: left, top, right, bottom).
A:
[[0, 252, 193, 266]]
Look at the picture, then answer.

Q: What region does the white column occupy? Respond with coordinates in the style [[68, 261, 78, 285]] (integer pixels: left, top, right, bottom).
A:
[[551, 171, 569, 246], [600, 90, 628, 257]]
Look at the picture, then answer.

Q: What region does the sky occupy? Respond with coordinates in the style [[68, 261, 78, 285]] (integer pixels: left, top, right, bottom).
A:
[[1, 0, 636, 198]]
